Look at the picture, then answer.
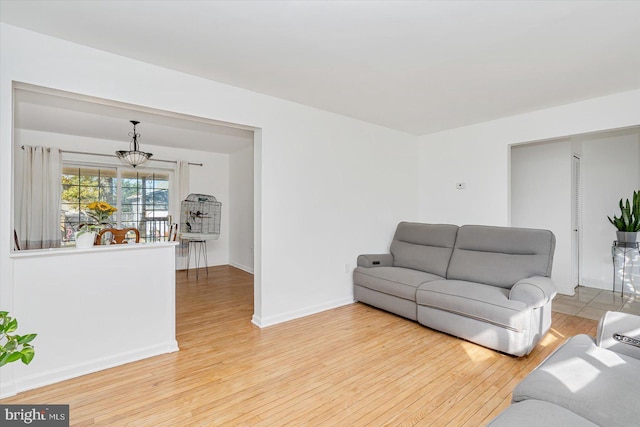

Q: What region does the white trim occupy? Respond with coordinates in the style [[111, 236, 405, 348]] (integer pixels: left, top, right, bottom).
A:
[[229, 262, 254, 274], [252, 297, 355, 328], [1, 341, 179, 398], [10, 241, 178, 259]]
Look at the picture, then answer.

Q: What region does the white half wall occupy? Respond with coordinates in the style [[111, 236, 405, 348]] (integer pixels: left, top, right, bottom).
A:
[[2, 243, 178, 399]]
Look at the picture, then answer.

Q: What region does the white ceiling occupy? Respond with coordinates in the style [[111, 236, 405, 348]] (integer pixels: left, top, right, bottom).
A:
[[2, 0, 640, 137], [13, 86, 255, 154]]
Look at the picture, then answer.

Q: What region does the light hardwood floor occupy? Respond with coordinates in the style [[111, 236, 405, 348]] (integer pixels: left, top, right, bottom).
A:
[[2, 266, 598, 426]]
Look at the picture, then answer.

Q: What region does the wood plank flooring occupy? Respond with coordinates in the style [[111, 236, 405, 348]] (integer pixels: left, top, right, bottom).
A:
[[2, 265, 598, 426]]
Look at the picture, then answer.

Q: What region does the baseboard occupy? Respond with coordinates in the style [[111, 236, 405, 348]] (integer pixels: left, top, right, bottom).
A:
[[0, 372, 17, 399], [3, 340, 179, 398], [229, 262, 254, 274], [580, 278, 610, 290], [251, 314, 263, 328], [252, 297, 355, 328]]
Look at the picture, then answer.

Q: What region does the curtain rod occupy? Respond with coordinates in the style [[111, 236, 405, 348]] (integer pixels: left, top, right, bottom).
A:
[[20, 146, 203, 167]]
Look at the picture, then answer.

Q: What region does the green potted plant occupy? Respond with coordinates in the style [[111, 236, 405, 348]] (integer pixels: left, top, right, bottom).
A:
[[608, 190, 640, 243], [0, 311, 37, 367]]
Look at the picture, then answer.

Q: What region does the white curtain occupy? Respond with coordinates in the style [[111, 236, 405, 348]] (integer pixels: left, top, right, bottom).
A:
[[171, 160, 190, 224], [177, 160, 190, 202], [173, 160, 190, 269], [17, 145, 62, 249]]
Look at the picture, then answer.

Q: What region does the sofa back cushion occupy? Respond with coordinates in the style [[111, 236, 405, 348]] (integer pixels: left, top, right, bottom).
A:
[[390, 222, 459, 277], [447, 225, 555, 288]]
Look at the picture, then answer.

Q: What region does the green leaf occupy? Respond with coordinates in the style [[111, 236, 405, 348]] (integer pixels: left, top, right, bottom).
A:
[[20, 347, 35, 365], [0, 312, 37, 367], [17, 333, 37, 345], [4, 340, 17, 352], [5, 318, 18, 334], [1, 352, 22, 366], [622, 211, 631, 230]]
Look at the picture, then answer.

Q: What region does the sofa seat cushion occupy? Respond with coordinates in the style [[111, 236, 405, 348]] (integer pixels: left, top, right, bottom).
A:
[[416, 280, 528, 332], [513, 334, 640, 427], [487, 400, 597, 427], [353, 266, 443, 301]]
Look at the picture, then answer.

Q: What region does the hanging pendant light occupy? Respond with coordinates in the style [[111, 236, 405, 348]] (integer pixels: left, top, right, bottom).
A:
[[116, 120, 153, 168]]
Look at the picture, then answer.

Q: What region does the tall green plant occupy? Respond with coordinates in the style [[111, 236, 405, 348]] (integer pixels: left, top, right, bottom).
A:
[[608, 190, 640, 232], [0, 311, 37, 367]]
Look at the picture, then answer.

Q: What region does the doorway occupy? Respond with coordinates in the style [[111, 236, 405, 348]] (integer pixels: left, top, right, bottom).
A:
[[571, 155, 581, 289], [12, 82, 260, 312], [510, 126, 640, 295]]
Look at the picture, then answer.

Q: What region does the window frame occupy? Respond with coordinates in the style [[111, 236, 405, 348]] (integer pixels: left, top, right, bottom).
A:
[[60, 158, 175, 245]]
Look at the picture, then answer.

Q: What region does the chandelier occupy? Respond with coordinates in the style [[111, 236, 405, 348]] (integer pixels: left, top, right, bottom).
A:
[[116, 120, 153, 168]]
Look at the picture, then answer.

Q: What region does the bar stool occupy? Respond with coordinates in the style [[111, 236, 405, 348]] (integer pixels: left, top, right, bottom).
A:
[[187, 239, 208, 279]]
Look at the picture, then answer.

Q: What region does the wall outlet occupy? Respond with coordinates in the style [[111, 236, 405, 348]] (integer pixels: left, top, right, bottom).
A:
[[344, 263, 351, 273], [456, 182, 465, 190]]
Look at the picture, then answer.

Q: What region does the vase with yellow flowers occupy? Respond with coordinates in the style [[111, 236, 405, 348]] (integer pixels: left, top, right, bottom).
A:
[[76, 201, 118, 248]]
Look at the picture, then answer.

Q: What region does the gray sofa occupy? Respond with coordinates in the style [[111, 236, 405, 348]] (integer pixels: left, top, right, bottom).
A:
[[353, 222, 556, 356], [488, 311, 640, 426]]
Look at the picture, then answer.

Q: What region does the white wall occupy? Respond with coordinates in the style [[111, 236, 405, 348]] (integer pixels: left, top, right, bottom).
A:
[[229, 144, 254, 273], [6, 243, 177, 398], [184, 150, 230, 268], [0, 24, 419, 340], [419, 90, 640, 295], [581, 128, 640, 289], [511, 140, 573, 293], [419, 90, 640, 226], [12, 129, 232, 267]]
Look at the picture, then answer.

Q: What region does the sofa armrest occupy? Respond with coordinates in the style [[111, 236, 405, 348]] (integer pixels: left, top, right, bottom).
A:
[[509, 276, 557, 308], [357, 254, 393, 268], [596, 311, 640, 360]]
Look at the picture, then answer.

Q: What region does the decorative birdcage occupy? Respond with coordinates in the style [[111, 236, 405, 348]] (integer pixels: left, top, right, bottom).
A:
[[180, 193, 221, 238]]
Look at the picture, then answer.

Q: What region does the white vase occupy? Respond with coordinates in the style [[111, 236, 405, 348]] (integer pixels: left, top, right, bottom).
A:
[[75, 231, 96, 248]]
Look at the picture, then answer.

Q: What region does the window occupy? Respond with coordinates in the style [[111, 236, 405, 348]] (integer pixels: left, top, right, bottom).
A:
[[61, 166, 117, 244], [121, 170, 170, 242], [61, 165, 171, 245]]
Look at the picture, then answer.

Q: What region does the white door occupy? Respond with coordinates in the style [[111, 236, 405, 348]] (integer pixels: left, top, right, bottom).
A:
[[571, 155, 581, 288]]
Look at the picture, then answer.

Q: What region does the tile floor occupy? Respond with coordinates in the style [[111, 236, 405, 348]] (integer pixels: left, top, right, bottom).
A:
[[553, 286, 640, 320]]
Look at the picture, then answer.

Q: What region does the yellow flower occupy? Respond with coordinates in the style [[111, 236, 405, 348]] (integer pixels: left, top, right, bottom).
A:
[[78, 201, 118, 236], [85, 201, 117, 223]]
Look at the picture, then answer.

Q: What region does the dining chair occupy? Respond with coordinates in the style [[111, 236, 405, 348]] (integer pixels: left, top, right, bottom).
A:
[[14, 229, 21, 251], [168, 223, 179, 242], [96, 227, 140, 245]]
